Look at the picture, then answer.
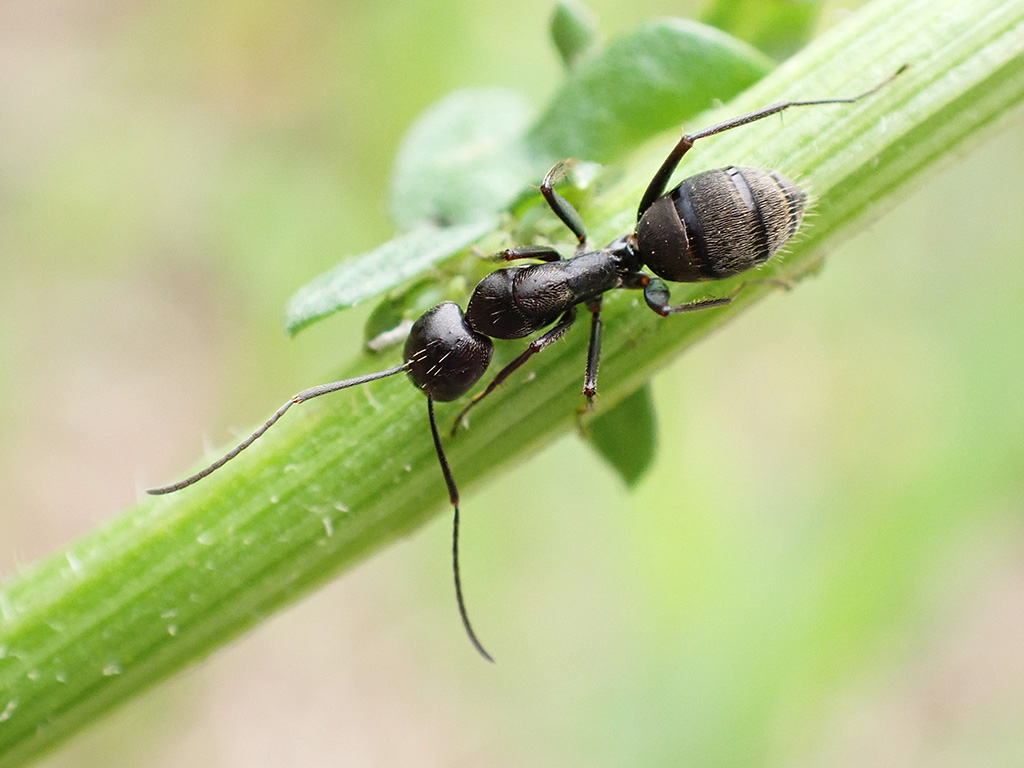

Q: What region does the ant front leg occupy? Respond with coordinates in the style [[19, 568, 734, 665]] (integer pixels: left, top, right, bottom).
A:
[[492, 161, 588, 265], [450, 307, 578, 436], [540, 161, 587, 247]]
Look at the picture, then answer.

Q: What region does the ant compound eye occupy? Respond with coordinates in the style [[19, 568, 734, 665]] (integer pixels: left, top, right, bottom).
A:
[[404, 302, 494, 402]]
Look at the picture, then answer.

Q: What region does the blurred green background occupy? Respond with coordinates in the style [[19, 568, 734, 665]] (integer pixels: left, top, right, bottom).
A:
[[2, 1, 1023, 766]]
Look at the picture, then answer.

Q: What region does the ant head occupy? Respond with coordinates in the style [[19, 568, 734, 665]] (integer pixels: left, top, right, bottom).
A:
[[404, 302, 494, 402]]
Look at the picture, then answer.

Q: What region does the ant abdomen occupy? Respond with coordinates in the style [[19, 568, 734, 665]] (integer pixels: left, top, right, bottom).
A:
[[636, 165, 806, 282], [404, 302, 493, 402]]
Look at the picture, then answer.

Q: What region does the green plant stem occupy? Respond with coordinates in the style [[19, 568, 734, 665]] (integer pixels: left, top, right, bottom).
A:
[[1, 0, 1022, 763]]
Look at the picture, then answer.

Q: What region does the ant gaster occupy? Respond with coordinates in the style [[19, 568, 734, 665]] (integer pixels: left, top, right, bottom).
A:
[[149, 69, 904, 662]]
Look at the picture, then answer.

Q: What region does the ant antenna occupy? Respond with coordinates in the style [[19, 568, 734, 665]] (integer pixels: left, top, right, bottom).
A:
[[148, 365, 494, 661], [147, 364, 408, 495], [427, 395, 495, 662]]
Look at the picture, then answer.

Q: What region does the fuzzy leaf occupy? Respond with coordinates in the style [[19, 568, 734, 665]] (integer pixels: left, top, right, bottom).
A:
[[702, 0, 824, 60], [284, 219, 494, 334], [388, 88, 539, 232], [585, 384, 658, 486], [551, 0, 600, 67], [526, 18, 773, 161]]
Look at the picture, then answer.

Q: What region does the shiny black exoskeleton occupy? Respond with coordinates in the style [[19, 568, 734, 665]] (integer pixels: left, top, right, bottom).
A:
[[431, 163, 806, 423], [150, 70, 903, 662]]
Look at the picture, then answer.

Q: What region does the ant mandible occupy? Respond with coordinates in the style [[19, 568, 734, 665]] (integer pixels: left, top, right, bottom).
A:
[[149, 68, 905, 662]]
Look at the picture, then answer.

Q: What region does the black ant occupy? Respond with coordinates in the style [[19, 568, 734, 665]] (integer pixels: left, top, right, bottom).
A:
[[149, 68, 904, 662]]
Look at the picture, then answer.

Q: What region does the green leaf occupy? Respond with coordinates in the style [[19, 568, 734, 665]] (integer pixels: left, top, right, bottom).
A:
[[702, 0, 824, 60], [388, 88, 539, 232], [283, 219, 494, 334], [1, 0, 1021, 763], [550, 0, 599, 68], [585, 384, 658, 486], [526, 18, 773, 161], [362, 275, 470, 353], [293, 18, 769, 335]]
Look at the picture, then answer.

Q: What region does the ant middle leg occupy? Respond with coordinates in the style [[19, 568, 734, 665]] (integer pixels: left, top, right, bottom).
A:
[[582, 297, 603, 406], [450, 307, 578, 436]]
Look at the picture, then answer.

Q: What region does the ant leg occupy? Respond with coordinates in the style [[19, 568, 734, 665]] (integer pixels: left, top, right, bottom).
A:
[[636, 66, 907, 221], [644, 278, 732, 316], [494, 245, 563, 263], [450, 307, 577, 436], [425, 395, 494, 663], [620, 273, 732, 317], [630, 274, 788, 317], [541, 161, 587, 247], [493, 160, 590, 263], [636, 137, 696, 222], [582, 297, 602, 406]]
